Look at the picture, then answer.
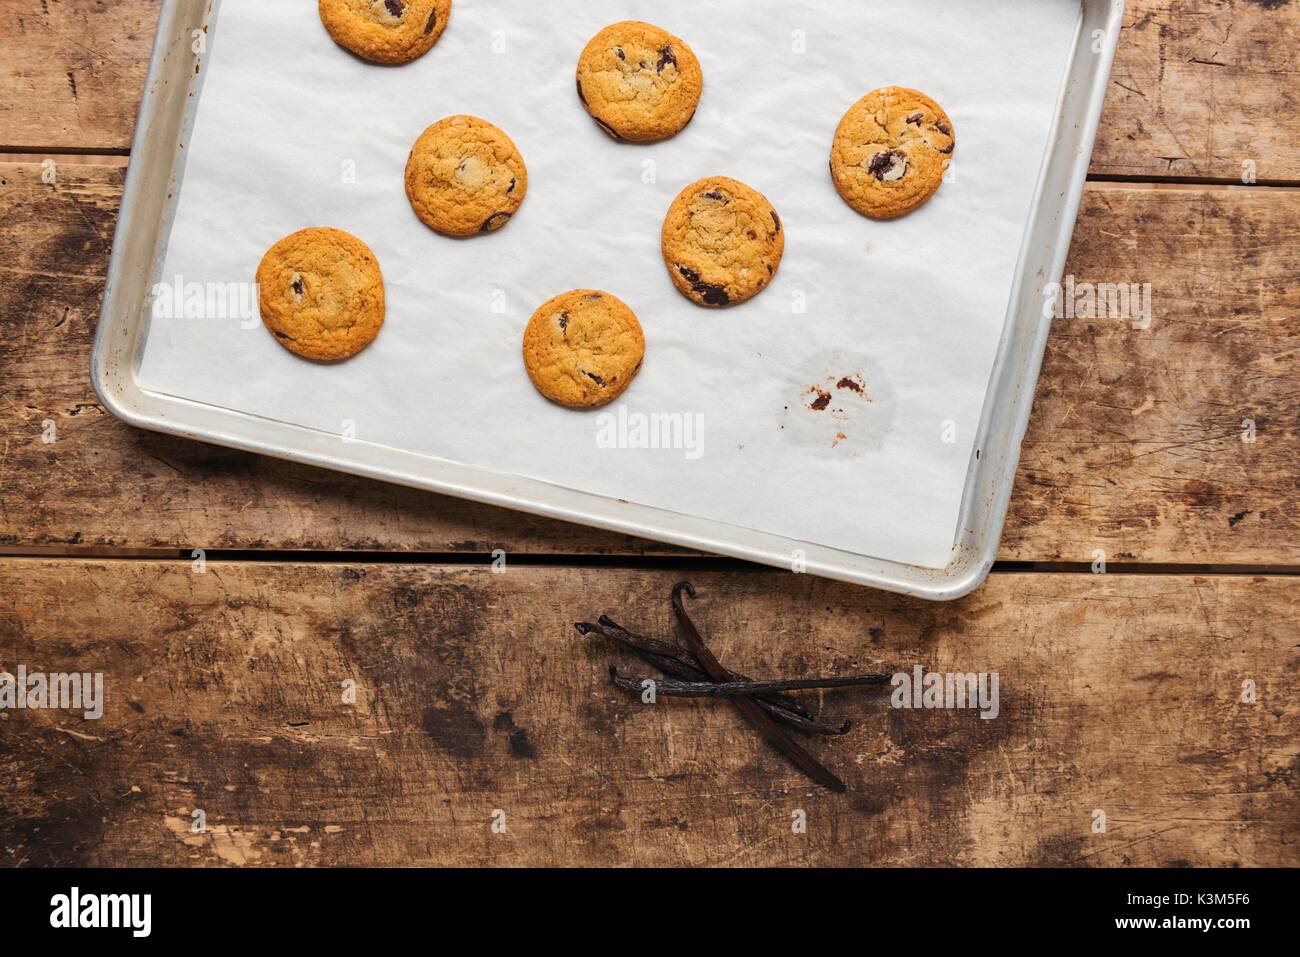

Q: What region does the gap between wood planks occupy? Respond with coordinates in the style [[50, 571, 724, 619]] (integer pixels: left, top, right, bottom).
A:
[[0, 547, 1295, 577], [0, 148, 129, 165], [1087, 174, 1300, 190]]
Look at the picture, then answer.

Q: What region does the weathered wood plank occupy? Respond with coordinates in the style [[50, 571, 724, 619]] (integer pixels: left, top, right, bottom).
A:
[[0, 0, 157, 152], [1005, 182, 1300, 564], [3, 163, 1295, 561], [2, 0, 1298, 181], [0, 561, 1293, 866], [1094, 0, 1300, 182]]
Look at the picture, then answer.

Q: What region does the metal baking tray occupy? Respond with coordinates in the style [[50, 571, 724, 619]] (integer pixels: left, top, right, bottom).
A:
[[92, 0, 1124, 600]]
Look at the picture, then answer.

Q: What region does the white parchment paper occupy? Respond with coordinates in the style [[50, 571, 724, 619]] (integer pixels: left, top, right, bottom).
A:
[[140, 0, 1080, 569]]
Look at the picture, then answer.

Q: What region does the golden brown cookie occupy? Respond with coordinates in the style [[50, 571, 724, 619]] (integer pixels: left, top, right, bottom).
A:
[[318, 0, 451, 65], [830, 86, 956, 220], [576, 21, 703, 142], [404, 115, 528, 237], [256, 227, 385, 362], [661, 177, 785, 308], [522, 290, 645, 409]]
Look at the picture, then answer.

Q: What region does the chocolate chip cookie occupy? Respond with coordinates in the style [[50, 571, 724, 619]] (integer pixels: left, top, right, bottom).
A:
[[830, 87, 956, 220], [661, 177, 785, 308], [522, 290, 645, 409], [318, 0, 451, 65], [576, 21, 703, 142], [404, 115, 528, 237], [257, 227, 385, 362]]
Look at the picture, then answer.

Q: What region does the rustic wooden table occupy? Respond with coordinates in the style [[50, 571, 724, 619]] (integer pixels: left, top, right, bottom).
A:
[[1, 1, 1296, 867]]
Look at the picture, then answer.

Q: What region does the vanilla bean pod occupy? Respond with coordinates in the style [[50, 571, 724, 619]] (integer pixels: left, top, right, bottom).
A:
[[741, 705, 850, 737], [594, 615, 816, 719], [598, 660, 849, 736], [595, 616, 701, 669], [605, 667, 853, 735], [577, 621, 705, 681], [670, 581, 847, 793], [608, 668, 891, 698], [577, 622, 849, 735]]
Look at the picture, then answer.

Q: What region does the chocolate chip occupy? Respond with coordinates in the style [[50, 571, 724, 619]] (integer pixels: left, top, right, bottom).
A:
[[935, 121, 952, 136], [424, 10, 438, 34], [657, 46, 676, 73], [584, 371, 606, 387], [700, 190, 726, 202], [771, 210, 782, 233], [384, 0, 405, 17], [481, 212, 512, 232], [507, 177, 516, 194], [584, 293, 603, 300], [615, 47, 626, 61], [693, 283, 730, 307], [291, 277, 305, 297], [906, 111, 924, 125], [558, 313, 569, 334], [676, 264, 728, 305], [868, 149, 908, 182], [938, 143, 954, 155], [747, 229, 757, 240], [593, 117, 623, 140]]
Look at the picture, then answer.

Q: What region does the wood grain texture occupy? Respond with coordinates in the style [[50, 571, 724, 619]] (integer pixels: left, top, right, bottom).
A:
[[1094, 0, 1300, 182], [0, 561, 1294, 867], [2, 162, 1295, 561], [1007, 182, 1300, 564], [0, 0, 157, 152], [2, 0, 1298, 181]]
